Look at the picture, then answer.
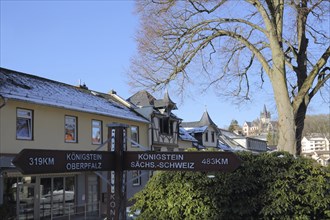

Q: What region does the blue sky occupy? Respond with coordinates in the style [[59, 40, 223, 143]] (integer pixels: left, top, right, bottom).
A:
[[1, 1, 329, 128]]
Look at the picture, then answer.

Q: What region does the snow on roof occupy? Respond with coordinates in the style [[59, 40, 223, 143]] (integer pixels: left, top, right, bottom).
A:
[[179, 127, 198, 142], [218, 142, 234, 151], [218, 141, 247, 152], [185, 126, 208, 134], [218, 134, 248, 152], [0, 68, 149, 123], [220, 129, 241, 138], [193, 142, 206, 150]]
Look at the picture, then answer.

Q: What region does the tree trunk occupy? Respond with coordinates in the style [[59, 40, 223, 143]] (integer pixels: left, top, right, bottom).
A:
[[295, 102, 307, 155], [270, 70, 296, 155]]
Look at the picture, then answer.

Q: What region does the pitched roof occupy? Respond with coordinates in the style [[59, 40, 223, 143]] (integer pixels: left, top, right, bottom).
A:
[[244, 121, 252, 127], [181, 110, 217, 128], [126, 90, 156, 107], [179, 127, 198, 142], [0, 67, 149, 123], [128, 90, 178, 110], [154, 91, 177, 110], [127, 90, 181, 120], [185, 126, 208, 134], [200, 110, 217, 126]]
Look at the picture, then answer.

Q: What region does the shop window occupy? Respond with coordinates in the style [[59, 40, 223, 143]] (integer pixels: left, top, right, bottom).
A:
[[16, 108, 33, 140], [40, 176, 75, 218], [92, 120, 102, 144], [132, 170, 141, 186], [65, 116, 77, 143], [131, 126, 139, 147]]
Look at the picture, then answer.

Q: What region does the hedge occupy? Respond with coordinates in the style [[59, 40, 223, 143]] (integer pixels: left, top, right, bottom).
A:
[[130, 151, 330, 219]]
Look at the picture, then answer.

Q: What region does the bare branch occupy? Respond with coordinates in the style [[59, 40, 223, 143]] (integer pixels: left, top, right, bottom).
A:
[[188, 0, 227, 14], [293, 46, 330, 114], [308, 67, 330, 100], [306, 23, 330, 43]]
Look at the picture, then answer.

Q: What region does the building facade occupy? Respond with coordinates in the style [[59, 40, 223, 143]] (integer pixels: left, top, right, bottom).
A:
[[301, 134, 330, 166], [0, 68, 149, 219], [126, 90, 182, 152], [181, 111, 219, 149], [219, 129, 268, 152]]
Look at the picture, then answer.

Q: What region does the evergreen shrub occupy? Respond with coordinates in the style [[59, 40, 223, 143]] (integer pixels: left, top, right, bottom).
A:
[[130, 151, 330, 219]]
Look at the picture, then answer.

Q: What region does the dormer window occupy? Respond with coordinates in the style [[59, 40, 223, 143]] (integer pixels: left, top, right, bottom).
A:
[[211, 131, 215, 143], [159, 117, 173, 135], [205, 130, 209, 142]]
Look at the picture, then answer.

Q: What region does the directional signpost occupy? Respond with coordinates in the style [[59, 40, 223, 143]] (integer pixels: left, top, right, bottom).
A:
[[124, 151, 241, 172], [12, 149, 115, 174], [12, 124, 242, 220]]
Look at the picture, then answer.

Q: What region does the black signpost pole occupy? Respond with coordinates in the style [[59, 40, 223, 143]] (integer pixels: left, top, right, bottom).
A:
[[107, 123, 128, 220]]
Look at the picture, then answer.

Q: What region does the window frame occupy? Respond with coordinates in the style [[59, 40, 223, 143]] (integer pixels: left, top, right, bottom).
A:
[[91, 119, 102, 145], [159, 117, 174, 135], [65, 115, 78, 143], [205, 130, 209, 142], [132, 170, 141, 186], [131, 125, 139, 148], [16, 108, 33, 140]]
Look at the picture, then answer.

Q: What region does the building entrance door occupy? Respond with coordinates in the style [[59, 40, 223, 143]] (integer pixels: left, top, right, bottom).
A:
[[16, 183, 36, 220]]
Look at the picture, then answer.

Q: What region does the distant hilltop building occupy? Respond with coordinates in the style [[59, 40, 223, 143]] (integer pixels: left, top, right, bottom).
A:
[[260, 104, 271, 124], [242, 105, 278, 145]]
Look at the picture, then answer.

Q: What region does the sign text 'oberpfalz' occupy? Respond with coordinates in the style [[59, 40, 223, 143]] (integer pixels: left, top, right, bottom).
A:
[[12, 149, 115, 174]]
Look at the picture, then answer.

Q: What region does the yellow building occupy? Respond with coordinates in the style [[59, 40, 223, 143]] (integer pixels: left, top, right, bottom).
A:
[[0, 67, 149, 219]]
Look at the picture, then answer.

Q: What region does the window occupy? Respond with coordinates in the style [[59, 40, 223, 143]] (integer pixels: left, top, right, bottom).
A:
[[131, 126, 139, 147], [159, 117, 173, 135], [211, 131, 215, 143], [65, 116, 77, 143], [132, 170, 141, 186], [40, 176, 75, 218], [92, 120, 102, 144], [16, 108, 33, 140], [205, 131, 208, 142]]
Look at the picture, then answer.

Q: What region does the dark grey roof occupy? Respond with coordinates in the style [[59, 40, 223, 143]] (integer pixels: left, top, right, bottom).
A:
[[244, 121, 252, 126], [127, 90, 181, 120], [128, 90, 177, 110], [0, 67, 149, 123], [154, 91, 177, 110], [126, 90, 156, 107], [181, 111, 217, 128]]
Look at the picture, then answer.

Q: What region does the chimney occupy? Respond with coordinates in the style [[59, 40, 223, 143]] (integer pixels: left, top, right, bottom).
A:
[[109, 90, 117, 94]]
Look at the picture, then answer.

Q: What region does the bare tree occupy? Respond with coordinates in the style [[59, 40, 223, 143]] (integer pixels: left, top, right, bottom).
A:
[[128, 0, 330, 155]]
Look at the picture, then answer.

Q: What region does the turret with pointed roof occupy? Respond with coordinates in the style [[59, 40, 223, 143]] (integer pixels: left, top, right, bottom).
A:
[[181, 110, 219, 149], [200, 110, 217, 127], [154, 90, 178, 112], [181, 110, 217, 128]]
